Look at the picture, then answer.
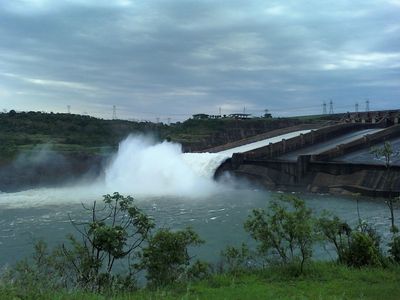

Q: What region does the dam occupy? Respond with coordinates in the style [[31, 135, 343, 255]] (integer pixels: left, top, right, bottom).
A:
[[213, 110, 400, 197], [1, 110, 399, 267]]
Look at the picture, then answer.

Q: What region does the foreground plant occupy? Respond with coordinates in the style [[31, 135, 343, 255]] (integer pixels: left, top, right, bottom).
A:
[[137, 227, 205, 287], [244, 195, 315, 274], [61, 192, 154, 291]]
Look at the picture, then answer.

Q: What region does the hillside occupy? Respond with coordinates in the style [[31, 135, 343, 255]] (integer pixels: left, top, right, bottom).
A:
[[0, 110, 337, 192], [0, 111, 337, 159]]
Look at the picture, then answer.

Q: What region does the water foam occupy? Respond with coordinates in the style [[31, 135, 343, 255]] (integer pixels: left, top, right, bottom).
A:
[[104, 135, 229, 198]]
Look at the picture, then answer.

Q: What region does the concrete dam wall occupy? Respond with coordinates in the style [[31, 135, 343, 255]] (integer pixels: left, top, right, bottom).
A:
[[215, 113, 400, 197]]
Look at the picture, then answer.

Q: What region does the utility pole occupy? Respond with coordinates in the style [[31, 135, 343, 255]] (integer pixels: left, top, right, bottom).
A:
[[329, 100, 334, 114], [112, 105, 117, 120], [67, 105, 71, 114], [366, 99, 370, 112], [355, 102, 359, 113], [219, 107, 222, 116], [323, 102, 327, 115], [167, 117, 171, 125]]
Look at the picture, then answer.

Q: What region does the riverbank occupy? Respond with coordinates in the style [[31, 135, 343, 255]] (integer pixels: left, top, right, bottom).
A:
[[1, 262, 399, 299]]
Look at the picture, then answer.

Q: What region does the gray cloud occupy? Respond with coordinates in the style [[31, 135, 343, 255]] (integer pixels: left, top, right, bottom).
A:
[[0, 0, 399, 120]]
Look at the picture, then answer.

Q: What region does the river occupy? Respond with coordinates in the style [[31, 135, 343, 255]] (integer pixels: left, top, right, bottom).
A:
[[0, 134, 397, 268]]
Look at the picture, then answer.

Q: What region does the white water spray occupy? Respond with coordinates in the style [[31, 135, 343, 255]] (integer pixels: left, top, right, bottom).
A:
[[104, 136, 229, 197]]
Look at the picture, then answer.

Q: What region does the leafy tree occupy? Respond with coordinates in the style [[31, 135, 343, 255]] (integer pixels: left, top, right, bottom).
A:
[[137, 227, 204, 287], [61, 192, 154, 291], [244, 195, 315, 274]]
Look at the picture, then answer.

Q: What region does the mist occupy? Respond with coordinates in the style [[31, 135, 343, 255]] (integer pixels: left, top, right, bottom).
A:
[[103, 135, 230, 198]]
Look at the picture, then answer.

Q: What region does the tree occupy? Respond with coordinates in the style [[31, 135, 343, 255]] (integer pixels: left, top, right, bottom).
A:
[[61, 192, 154, 291], [244, 195, 315, 274]]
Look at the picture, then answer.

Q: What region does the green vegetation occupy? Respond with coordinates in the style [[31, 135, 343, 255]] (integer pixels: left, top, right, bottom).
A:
[[0, 111, 164, 162], [1, 193, 400, 299], [0, 110, 330, 163], [244, 195, 315, 274], [1, 262, 400, 299]]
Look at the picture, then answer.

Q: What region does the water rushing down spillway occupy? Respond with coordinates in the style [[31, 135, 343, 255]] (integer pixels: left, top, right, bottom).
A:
[[104, 130, 311, 197]]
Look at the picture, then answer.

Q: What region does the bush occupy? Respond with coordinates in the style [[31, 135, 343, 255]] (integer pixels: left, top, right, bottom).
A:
[[318, 213, 383, 267], [187, 260, 212, 281], [137, 227, 204, 287], [344, 231, 382, 267], [317, 212, 352, 264], [221, 243, 253, 274], [244, 195, 315, 274]]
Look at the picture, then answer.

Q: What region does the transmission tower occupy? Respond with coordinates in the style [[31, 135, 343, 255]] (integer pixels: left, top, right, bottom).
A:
[[156, 117, 160, 123], [355, 102, 359, 113], [167, 117, 171, 125], [365, 100, 370, 112], [323, 102, 327, 115], [219, 107, 222, 116], [329, 100, 334, 114], [112, 105, 117, 120], [67, 105, 71, 114]]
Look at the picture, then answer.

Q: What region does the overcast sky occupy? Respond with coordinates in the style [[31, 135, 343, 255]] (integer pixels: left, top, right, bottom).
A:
[[0, 0, 399, 121]]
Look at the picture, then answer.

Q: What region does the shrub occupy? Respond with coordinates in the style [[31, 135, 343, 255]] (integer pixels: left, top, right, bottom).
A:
[[317, 212, 352, 264], [244, 195, 315, 274], [318, 213, 383, 267], [221, 243, 253, 274], [344, 231, 382, 267], [137, 227, 204, 287], [187, 260, 212, 281]]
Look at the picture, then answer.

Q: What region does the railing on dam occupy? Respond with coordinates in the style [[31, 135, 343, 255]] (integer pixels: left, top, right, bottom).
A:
[[313, 124, 400, 161], [232, 122, 384, 163]]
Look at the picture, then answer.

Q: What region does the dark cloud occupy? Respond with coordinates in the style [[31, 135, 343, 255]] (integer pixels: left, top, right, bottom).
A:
[[0, 0, 399, 120]]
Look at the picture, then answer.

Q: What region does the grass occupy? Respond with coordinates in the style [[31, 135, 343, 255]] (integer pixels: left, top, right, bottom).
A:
[[2, 262, 399, 299]]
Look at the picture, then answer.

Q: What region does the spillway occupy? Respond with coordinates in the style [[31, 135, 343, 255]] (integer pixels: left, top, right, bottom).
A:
[[183, 129, 312, 177], [102, 130, 312, 197]]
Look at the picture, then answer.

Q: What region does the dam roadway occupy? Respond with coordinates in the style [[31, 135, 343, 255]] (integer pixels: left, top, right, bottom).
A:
[[214, 111, 400, 197], [278, 128, 383, 162]]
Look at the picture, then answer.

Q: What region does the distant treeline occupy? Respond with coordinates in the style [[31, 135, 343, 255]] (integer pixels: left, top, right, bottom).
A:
[[0, 110, 334, 161]]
